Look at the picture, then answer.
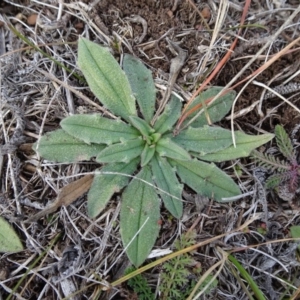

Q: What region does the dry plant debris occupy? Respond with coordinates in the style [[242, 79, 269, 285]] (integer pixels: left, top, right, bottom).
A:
[[1, 0, 300, 299]]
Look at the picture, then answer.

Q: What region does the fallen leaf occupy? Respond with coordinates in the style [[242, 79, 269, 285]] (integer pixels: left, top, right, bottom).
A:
[[24, 174, 94, 223]]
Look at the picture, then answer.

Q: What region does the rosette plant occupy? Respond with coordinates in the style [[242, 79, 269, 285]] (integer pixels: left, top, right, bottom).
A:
[[34, 37, 273, 267]]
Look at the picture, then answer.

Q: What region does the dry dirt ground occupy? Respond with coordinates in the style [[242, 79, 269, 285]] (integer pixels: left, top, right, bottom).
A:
[[1, 0, 300, 299]]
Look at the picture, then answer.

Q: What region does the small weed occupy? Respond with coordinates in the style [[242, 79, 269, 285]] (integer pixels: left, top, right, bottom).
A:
[[160, 231, 217, 299], [33, 37, 273, 266], [125, 267, 155, 300], [252, 124, 300, 200], [125, 232, 217, 300]]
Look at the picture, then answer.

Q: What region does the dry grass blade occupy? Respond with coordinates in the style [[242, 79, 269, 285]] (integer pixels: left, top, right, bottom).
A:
[[230, 34, 300, 145], [291, 285, 300, 300], [188, 247, 227, 300], [198, 0, 228, 77], [253, 80, 300, 114], [111, 216, 259, 287], [176, 0, 251, 131]]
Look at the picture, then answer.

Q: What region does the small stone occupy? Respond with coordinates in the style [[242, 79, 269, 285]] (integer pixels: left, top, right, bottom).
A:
[[75, 22, 84, 29], [27, 14, 38, 26], [201, 7, 211, 20], [12, 13, 24, 24], [167, 10, 173, 18]]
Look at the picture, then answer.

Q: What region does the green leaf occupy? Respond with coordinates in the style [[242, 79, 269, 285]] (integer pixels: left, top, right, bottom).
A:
[[88, 159, 139, 218], [61, 114, 139, 145], [126, 266, 155, 300], [120, 167, 160, 267], [156, 138, 191, 161], [169, 126, 233, 154], [78, 37, 136, 122], [96, 138, 144, 163], [275, 125, 295, 161], [123, 54, 156, 123], [141, 144, 156, 167], [197, 132, 274, 162], [33, 129, 105, 162], [290, 226, 300, 240], [0, 217, 23, 253], [265, 173, 284, 189], [171, 159, 241, 201], [182, 87, 236, 128], [251, 150, 290, 173], [151, 155, 183, 218], [154, 95, 182, 134], [228, 254, 267, 300], [129, 116, 155, 138], [151, 132, 161, 143]]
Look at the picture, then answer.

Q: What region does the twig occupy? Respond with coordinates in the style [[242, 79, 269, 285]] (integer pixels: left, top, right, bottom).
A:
[[262, 82, 300, 100], [151, 38, 187, 125], [253, 80, 300, 114]]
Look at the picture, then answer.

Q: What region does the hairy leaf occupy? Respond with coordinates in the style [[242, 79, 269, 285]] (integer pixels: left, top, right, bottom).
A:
[[129, 115, 155, 138], [141, 144, 156, 167], [123, 54, 156, 123], [151, 155, 183, 218], [61, 114, 139, 145], [33, 129, 105, 162], [0, 217, 23, 253], [277, 181, 296, 201], [197, 132, 274, 162], [169, 126, 233, 154], [182, 87, 236, 128], [251, 150, 290, 173], [275, 125, 295, 161], [96, 138, 144, 163], [78, 37, 136, 122], [265, 173, 286, 189], [156, 138, 191, 161], [125, 267, 155, 300], [290, 226, 300, 240], [154, 95, 182, 134], [88, 159, 139, 218], [120, 167, 160, 267], [171, 159, 241, 201]]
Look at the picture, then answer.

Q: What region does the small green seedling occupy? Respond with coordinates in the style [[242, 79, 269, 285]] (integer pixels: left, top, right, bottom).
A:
[[34, 37, 273, 266], [125, 266, 155, 300], [160, 231, 217, 299], [252, 124, 300, 201]]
